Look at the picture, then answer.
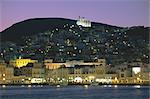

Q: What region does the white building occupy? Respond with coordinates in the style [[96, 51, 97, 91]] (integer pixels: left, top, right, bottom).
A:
[[76, 16, 91, 27]]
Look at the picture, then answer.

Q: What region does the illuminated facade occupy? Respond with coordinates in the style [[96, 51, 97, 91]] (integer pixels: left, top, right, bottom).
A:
[[10, 59, 38, 68], [67, 63, 113, 84], [0, 59, 149, 85], [76, 16, 91, 27], [46, 59, 107, 84], [44, 59, 106, 70], [46, 66, 68, 84], [31, 78, 46, 84]]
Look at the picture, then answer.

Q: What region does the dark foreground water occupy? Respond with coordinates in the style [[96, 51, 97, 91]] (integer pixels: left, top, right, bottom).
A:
[[0, 85, 149, 99]]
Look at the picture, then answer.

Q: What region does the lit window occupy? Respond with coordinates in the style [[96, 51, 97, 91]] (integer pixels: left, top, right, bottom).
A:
[[74, 47, 77, 50], [2, 74, 5, 76]]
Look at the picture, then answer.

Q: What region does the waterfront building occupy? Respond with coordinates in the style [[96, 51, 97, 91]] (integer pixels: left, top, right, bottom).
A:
[[46, 59, 109, 84], [14, 63, 33, 77], [117, 64, 132, 78], [44, 59, 106, 69], [9, 58, 38, 68], [115, 62, 150, 84], [140, 72, 150, 84], [0, 58, 149, 85], [11, 76, 27, 84], [138, 63, 150, 84], [0, 60, 6, 84], [0, 60, 14, 84], [96, 74, 117, 84], [46, 65, 68, 85], [32, 63, 45, 78], [68, 64, 117, 84], [44, 58, 66, 69], [68, 65, 96, 84], [13, 63, 46, 84]]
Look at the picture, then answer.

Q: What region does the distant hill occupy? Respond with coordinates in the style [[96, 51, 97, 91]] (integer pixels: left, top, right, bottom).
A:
[[0, 18, 149, 63], [0, 18, 121, 43], [1, 18, 75, 43], [126, 26, 149, 41]]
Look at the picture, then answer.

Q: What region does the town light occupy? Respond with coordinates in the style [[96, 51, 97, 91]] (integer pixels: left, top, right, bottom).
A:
[[31, 78, 46, 84], [88, 76, 95, 79], [95, 78, 112, 83], [57, 78, 60, 80], [2, 74, 5, 76], [95, 79, 100, 82], [3, 78, 6, 81], [137, 77, 140, 80], [115, 77, 118, 81], [28, 78, 31, 80], [74, 77, 82, 83], [132, 67, 141, 74]]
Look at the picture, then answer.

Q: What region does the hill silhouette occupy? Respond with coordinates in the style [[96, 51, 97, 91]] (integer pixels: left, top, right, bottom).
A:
[[0, 18, 121, 43]]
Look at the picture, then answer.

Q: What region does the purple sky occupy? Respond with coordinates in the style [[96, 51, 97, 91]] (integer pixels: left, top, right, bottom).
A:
[[0, 0, 149, 32]]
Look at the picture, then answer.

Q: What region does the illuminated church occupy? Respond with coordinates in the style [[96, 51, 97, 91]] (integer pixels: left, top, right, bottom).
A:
[[76, 16, 91, 27]]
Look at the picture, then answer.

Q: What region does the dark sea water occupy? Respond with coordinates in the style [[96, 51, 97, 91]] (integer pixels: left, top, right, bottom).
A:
[[0, 85, 149, 99]]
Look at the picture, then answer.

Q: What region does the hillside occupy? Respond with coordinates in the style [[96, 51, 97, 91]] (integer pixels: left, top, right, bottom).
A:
[[0, 18, 149, 63], [0, 18, 121, 43]]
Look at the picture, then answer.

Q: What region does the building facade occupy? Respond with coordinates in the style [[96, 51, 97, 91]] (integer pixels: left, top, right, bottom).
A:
[[10, 58, 38, 68]]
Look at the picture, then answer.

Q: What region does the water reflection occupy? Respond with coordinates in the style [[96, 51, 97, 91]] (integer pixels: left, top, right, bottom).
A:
[[0, 85, 149, 99], [134, 85, 141, 89]]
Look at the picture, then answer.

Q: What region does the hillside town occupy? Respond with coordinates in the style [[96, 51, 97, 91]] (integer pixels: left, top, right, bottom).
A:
[[0, 58, 149, 85], [0, 17, 149, 85]]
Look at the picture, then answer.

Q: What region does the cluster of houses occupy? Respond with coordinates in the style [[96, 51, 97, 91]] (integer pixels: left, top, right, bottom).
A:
[[0, 58, 149, 85]]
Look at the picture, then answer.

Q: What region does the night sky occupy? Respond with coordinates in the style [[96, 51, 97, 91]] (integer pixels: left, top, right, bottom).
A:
[[0, 0, 149, 32]]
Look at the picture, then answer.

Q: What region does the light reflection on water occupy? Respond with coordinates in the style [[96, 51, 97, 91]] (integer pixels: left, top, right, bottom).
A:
[[0, 85, 149, 99]]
